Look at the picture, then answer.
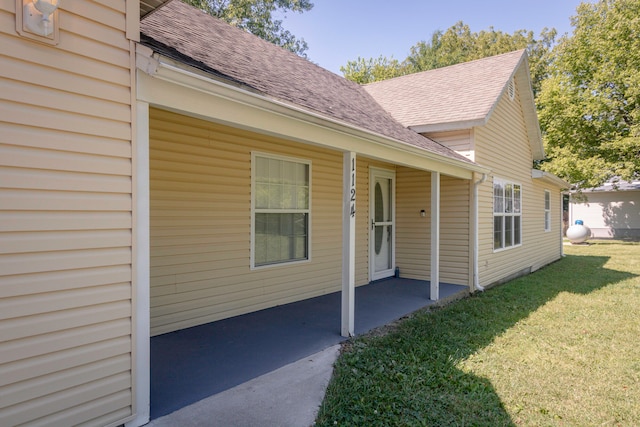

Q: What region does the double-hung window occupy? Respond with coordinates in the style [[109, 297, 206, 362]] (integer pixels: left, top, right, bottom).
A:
[[252, 153, 310, 267], [494, 178, 522, 250], [544, 190, 551, 232]]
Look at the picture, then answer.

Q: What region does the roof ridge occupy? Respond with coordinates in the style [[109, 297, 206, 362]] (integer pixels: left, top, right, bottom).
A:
[[365, 49, 525, 87]]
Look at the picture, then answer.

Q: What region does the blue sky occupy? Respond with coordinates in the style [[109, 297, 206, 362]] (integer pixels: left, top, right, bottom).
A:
[[278, 0, 586, 74]]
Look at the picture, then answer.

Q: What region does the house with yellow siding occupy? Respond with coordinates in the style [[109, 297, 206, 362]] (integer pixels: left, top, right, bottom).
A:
[[0, 0, 566, 425], [364, 49, 569, 287], [1, 1, 141, 426]]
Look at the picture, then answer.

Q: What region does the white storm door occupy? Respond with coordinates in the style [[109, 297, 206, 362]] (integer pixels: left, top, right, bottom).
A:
[[370, 169, 395, 281]]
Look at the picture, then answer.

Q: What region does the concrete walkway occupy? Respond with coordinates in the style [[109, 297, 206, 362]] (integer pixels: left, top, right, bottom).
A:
[[147, 344, 341, 427]]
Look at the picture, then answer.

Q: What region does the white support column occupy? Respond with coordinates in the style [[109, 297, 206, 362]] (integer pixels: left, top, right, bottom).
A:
[[472, 173, 487, 292], [341, 152, 356, 337], [430, 171, 440, 301], [560, 192, 565, 258], [127, 101, 150, 427]]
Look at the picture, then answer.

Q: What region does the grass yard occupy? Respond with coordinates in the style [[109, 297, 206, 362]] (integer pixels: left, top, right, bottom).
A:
[[315, 241, 640, 426]]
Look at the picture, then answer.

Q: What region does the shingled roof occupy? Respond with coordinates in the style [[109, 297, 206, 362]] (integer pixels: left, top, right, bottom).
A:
[[139, 0, 474, 165], [363, 50, 526, 130], [587, 179, 640, 192]]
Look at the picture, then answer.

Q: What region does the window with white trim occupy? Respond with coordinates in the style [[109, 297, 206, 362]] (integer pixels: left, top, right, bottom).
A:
[[544, 190, 551, 232], [252, 153, 310, 267], [493, 178, 522, 250]]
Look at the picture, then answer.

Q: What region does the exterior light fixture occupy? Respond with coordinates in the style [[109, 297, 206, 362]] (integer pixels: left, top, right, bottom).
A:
[[25, 0, 59, 36], [16, 0, 61, 44]]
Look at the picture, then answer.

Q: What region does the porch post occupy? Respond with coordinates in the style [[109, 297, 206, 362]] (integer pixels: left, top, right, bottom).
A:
[[127, 101, 150, 427], [341, 152, 356, 337], [560, 192, 565, 258], [430, 171, 440, 300]]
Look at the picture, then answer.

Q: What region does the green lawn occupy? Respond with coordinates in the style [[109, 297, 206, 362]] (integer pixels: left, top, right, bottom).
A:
[[315, 241, 640, 426]]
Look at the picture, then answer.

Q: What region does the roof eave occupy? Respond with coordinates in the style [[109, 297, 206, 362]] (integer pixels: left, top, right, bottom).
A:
[[462, 50, 545, 161], [410, 118, 487, 134], [140, 0, 173, 18], [578, 182, 640, 192], [532, 169, 570, 189], [513, 53, 545, 161], [137, 46, 490, 177]]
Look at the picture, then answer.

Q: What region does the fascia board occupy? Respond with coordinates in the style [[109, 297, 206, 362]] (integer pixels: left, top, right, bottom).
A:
[[410, 119, 486, 134], [513, 57, 545, 161], [136, 49, 489, 179], [405, 51, 545, 163], [531, 169, 570, 189]]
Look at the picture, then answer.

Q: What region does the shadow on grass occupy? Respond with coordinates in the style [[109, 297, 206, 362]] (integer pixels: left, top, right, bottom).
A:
[[315, 254, 638, 426]]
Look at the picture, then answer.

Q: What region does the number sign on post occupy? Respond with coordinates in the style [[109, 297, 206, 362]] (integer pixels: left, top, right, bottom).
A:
[[350, 156, 356, 217], [342, 152, 356, 337]]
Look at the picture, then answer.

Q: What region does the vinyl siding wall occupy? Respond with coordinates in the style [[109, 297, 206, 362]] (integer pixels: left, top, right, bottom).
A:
[[474, 83, 563, 287], [528, 180, 563, 269], [440, 175, 472, 285], [0, 1, 135, 426], [570, 191, 640, 239], [354, 158, 371, 285], [149, 108, 345, 335], [396, 168, 431, 280], [426, 130, 474, 161], [149, 109, 467, 334], [396, 169, 470, 286]]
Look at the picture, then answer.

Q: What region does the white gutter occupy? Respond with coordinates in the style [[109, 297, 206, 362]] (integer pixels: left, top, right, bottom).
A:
[[473, 172, 488, 292]]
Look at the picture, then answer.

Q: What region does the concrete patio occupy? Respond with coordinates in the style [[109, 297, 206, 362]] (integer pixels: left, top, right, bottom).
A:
[[150, 278, 469, 420]]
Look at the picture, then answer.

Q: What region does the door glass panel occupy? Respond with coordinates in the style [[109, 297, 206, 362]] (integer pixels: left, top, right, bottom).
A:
[[375, 182, 384, 254], [373, 177, 392, 272]]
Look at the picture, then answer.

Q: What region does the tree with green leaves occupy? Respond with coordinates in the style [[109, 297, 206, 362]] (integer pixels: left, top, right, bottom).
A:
[[340, 56, 409, 85], [182, 0, 313, 57], [406, 22, 556, 95], [537, 0, 640, 189], [341, 21, 556, 92]]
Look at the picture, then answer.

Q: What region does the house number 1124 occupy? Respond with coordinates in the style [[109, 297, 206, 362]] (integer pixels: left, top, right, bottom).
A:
[[350, 157, 356, 218]]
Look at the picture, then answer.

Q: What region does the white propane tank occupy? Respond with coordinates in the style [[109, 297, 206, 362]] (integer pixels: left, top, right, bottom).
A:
[[566, 219, 590, 244]]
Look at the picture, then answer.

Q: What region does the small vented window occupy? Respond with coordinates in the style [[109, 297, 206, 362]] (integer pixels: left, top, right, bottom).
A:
[[507, 78, 515, 100]]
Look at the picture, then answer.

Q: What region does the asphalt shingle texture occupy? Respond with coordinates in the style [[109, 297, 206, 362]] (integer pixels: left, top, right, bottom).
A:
[[364, 50, 525, 129], [140, 0, 474, 164]]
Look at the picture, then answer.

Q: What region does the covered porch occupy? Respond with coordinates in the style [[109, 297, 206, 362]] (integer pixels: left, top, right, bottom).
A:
[[135, 52, 488, 424], [150, 278, 468, 419]]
